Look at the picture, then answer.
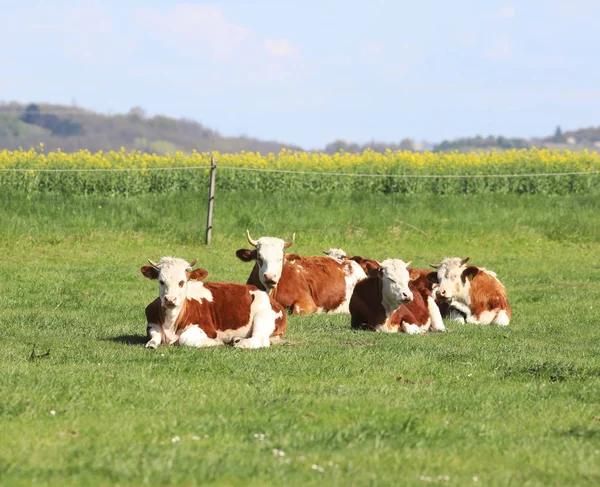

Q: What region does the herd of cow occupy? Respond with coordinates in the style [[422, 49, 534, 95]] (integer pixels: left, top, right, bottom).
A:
[[140, 231, 512, 349]]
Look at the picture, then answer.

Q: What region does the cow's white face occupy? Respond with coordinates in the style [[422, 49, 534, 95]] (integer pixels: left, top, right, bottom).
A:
[[434, 257, 469, 300], [379, 259, 414, 306], [141, 257, 207, 309], [255, 237, 287, 291]]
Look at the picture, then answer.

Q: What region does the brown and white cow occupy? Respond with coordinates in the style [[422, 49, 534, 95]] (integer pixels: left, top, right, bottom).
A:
[[236, 233, 367, 315], [141, 257, 286, 349], [428, 257, 511, 326], [349, 259, 445, 334]]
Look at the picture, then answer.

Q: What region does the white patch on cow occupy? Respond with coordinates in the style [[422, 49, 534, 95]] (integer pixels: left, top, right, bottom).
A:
[[379, 259, 414, 318], [467, 310, 495, 325], [233, 290, 280, 349], [146, 323, 163, 348], [402, 323, 425, 335], [324, 248, 347, 264], [427, 296, 446, 332], [187, 281, 213, 303], [330, 259, 367, 314], [216, 324, 252, 343], [179, 325, 223, 347], [494, 310, 510, 326]]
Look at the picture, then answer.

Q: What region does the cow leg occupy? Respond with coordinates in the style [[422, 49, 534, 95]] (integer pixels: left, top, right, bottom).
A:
[[235, 292, 280, 349], [292, 298, 318, 315], [427, 296, 446, 332], [146, 323, 163, 349], [179, 325, 223, 348], [493, 310, 510, 326], [448, 308, 466, 324], [402, 322, 425, 335]]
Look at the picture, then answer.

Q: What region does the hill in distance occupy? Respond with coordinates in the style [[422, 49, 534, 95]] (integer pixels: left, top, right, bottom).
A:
[[0, 101, 301, 154], [1, 100, 599, 154]]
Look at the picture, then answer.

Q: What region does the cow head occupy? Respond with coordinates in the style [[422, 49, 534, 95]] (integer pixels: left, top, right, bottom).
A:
[[323, 248, 347, 264], [428, 257, 477, 301], [141, 257, 208, 309], [374, 259, 417, 309], [235, 231, 295, 292]]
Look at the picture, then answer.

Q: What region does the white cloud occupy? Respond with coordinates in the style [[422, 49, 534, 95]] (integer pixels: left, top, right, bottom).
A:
[[135, 5, 251, 61], [486, 36, 512, 60], [264, 38, 299, 57], [493, 5, 516, 19]]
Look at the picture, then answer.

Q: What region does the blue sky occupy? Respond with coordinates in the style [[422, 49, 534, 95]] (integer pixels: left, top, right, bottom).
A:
[[1, 0, 599, 148]]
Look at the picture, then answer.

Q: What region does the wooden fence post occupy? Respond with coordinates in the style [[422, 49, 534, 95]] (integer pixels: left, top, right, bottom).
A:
[[205, 155, 216, 245]]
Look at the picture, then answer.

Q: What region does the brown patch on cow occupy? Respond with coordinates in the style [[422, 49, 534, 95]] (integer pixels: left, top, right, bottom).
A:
[[349, 277, 385, 330], [468, 269, 512, 321], [391, 283, 433, 328], [244, 253, 348, 314]]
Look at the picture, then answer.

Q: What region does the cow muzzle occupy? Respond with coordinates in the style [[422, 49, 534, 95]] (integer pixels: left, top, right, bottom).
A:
[[263, 273, 278, 288], [163, 296, 178, 308]]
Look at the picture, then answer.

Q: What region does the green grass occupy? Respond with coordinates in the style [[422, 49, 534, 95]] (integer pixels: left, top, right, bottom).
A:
[[1, 190, 599, 486]]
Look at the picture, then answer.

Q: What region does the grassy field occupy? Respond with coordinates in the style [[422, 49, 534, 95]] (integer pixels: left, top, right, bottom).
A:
[[1, 189, 599, 486]]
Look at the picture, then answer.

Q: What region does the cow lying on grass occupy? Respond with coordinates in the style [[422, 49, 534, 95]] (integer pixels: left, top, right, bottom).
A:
[[349, 259, 445, 334], [141, 257, 286, 349], [236, 232, 366, 314], [429, 257, 511, 326]]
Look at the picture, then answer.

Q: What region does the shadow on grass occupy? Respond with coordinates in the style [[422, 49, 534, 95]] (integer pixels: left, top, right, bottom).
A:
[[108, 335, 146, 346]]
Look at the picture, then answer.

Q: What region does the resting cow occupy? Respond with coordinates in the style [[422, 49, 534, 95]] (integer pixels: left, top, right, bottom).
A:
[[428, 257, 511, 326], [236, 233, 366, 314], [349, 259, 445, 334], [141, 257, 286, 349]]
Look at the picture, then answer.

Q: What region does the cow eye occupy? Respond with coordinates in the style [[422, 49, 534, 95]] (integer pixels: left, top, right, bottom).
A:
[[388, 277, 396, 284], [258, 258, 264, 266], [159, 280, 165, 286], [178, 280, 185, 288]]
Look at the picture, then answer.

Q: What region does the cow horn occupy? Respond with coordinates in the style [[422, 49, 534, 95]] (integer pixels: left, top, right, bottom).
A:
[[405, 260, 412, 267], [323, 250, 329, 255], [283, 233, 296, 249], [188, 258, 198, 268], [429, 263, 439, 269], [460, 257, 470, 266], [147, 259, 160, 269], [246, 230, 258, 247]]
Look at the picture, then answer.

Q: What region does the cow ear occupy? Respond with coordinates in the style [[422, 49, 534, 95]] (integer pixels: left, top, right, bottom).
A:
[[462, 266, 479, 282], [188, 268, 209, 281], [426, 272, 439, 284], [369, 266, 383, 279], [365, 260, 380, 274], [141, 266, 159, 280], [408, 268, 421, 281], [236, 249, 257, 262]]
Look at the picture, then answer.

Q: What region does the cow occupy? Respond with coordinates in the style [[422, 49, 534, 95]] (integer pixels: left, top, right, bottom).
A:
[[140, 257, 286, 349], [428, 257, 511, 326], [349, 259, 445, 334], [236, 232, 367, 314]]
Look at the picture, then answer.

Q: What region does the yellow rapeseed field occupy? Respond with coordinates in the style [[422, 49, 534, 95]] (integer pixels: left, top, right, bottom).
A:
[[1, 146, 599, 174]]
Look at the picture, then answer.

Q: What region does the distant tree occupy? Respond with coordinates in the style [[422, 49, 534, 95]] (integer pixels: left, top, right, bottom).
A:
[[20, 104, 41, 125], [553, 125, 566, 143]]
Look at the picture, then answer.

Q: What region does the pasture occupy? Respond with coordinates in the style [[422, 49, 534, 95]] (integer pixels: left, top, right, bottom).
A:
[[1, 189, 599, 486]]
